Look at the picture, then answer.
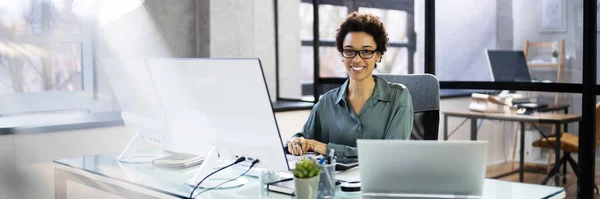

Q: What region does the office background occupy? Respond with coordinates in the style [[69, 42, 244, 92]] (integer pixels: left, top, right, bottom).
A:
[[0, 0, 597, 198]]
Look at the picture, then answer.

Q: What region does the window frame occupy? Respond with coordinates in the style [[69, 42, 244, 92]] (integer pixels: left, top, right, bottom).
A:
[[298, 0, 417, 102], [0, 1, 95, 116]]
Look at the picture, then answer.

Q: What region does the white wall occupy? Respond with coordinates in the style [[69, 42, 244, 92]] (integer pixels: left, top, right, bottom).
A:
[[94, 0, 198, 113], [435, 0, 497, 81], [512, 0, 583, 84], [277, 0, 303, 99], [209, 0, 277, 101]]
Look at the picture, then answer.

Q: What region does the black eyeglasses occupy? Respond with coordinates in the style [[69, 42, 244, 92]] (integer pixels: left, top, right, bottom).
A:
[[341, 49, 377, 59]]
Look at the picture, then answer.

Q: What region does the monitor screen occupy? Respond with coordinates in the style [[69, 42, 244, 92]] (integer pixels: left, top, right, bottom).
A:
[[486, 50, 532, 82], [100, 59, 170, 148], [145, 58, 290, 172]]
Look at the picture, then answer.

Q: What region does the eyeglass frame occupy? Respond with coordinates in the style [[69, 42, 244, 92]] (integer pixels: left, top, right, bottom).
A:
[[341, 49, 379, 59]]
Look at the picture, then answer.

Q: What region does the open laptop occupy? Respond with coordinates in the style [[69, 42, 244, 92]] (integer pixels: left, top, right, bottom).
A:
[[485, 49, 532, 82], [357, 140, 488, 198]]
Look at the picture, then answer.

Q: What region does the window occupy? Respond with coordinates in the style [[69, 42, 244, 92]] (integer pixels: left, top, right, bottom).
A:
[[299, 3, 348, 81], [0, 0, 94, 115], [358, 7, 411, 75], [296, 0, 419, 99]]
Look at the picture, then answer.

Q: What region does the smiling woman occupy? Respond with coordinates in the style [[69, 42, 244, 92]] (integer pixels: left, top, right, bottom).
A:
[[286, 12, 414, 160]]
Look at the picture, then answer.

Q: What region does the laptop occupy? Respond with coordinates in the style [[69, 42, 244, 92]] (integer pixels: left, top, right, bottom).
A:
[[357, 140, 488, 198], [485, 49, 532, 82]]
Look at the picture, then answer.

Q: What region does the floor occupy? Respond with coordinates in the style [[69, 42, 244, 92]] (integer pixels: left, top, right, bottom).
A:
[[487, 161, 599, 199]]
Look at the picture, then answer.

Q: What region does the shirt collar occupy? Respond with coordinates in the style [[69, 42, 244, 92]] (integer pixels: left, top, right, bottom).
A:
[[335, 75, 392, 104], [335, 80, 349, 104]]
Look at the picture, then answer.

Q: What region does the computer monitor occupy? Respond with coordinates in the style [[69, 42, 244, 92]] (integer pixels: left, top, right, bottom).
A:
[[144, 58, 290, 187], [101, 59, 173, 163], [485, 49, 532, 82]]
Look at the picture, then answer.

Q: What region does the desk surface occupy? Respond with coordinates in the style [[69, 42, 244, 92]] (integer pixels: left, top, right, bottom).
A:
[[53, 152, 566, 199], [443, 110, 581, 123]]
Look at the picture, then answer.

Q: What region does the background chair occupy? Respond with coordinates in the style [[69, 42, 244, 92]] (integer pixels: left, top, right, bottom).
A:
[[378, 74, 440, 140], [532, 102, 600, 193]]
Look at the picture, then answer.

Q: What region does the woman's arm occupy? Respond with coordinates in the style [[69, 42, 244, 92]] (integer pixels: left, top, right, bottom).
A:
[[285, 102, 322, 155]]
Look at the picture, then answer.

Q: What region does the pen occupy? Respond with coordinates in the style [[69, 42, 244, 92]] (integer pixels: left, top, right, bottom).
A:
[[327, 149, 335, 164]]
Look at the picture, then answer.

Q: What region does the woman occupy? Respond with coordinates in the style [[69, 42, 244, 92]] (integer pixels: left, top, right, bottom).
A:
[[287, 12, 414, 160]]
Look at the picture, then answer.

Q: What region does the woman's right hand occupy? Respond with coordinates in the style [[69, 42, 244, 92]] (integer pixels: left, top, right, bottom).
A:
[[287, 137, 309, 156]]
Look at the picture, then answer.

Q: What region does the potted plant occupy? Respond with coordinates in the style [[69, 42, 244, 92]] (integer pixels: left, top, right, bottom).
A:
[[551, 51, 558, 63], [551, 42, 559, 63], [291, 158, 321, 199]]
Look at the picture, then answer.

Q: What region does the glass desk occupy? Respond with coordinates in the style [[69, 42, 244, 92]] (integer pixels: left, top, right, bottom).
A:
[[54, 152, 565, 199]]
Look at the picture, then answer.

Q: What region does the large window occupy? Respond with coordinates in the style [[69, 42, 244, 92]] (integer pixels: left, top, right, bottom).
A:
[[296, 0, 420, 101], [299, 4, 347, 81], [0, 0, 94, 115]]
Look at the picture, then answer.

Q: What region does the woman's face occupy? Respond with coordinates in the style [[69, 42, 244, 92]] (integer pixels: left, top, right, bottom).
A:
[[341, 31, 381, 82]]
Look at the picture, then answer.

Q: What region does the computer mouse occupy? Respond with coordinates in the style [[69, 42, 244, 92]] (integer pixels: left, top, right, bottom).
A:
[[341, 181, 361, 192]]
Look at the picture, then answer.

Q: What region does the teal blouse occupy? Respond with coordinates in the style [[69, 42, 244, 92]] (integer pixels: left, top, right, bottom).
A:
[[292, 75, 414, 159]]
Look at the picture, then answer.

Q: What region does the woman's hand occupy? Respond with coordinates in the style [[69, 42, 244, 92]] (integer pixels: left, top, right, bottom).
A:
[[287, 137, 329, 156], [287, 137, 309, 156]]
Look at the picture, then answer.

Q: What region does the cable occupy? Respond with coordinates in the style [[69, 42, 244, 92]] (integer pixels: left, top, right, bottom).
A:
[[193, 159, 260, 197], [189, 157, 246, 199]]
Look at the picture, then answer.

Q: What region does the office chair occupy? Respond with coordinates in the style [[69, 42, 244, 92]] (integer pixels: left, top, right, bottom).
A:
[[532, 102, 600, 193], [378, 74, 440, 140]]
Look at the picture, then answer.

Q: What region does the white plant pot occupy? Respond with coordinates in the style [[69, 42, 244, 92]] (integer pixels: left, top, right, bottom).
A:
[[551, 57, 558, 63], [294, 176, 320, 199]]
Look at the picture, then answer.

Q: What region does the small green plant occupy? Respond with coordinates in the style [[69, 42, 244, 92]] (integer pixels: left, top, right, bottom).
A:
[[291, 158, 321, 179], [552, 51, 558, 58]]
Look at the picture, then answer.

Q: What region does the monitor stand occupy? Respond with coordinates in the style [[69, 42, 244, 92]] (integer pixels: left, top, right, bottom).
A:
[[117, 129, 168, 164], [186, 146, 247, 190]]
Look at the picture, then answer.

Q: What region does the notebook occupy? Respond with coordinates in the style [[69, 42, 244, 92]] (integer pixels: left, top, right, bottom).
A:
[[265, 178, 295, 196], [151, 153, 204, 168]]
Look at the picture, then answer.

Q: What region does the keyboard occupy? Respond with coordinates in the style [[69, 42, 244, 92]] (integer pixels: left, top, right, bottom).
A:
[[336, 158, 358, 171]]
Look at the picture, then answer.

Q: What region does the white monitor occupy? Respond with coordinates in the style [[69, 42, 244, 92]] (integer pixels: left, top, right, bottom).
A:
[[101, 59, 173, 163], [145, 58, 289, 173]]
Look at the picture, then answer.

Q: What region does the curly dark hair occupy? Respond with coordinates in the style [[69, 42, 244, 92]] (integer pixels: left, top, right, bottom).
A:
[[335, 12, 389, 56]]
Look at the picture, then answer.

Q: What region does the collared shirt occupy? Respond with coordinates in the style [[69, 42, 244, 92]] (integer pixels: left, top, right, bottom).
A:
[[293, 75, 414, 159]]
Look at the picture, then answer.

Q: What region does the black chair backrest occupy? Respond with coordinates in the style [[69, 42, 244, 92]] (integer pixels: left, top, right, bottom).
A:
[[378, 74, 440, 140]]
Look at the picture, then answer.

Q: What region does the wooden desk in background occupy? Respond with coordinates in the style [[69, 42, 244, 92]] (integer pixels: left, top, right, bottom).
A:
[[442, 106, 581, 186]]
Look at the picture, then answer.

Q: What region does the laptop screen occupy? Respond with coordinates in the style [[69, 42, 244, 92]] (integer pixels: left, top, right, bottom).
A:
[[486, 50, 532, 82]]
